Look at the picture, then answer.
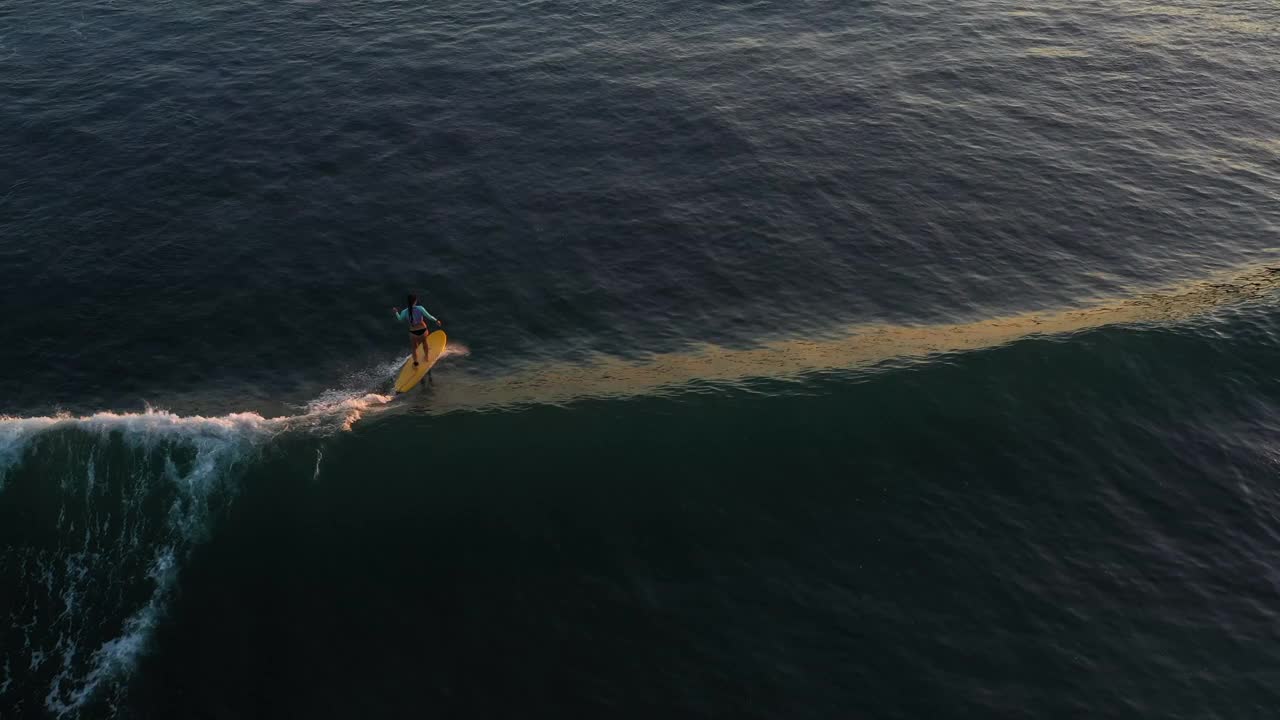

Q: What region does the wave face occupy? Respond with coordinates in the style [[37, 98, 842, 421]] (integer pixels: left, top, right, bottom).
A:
[[3, 274, 1280, 717], [11, 304, 1280, 718], [0, 400, 390, 717]]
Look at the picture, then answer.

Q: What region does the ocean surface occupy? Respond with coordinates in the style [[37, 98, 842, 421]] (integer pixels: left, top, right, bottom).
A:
[[4, 0, 1280, 716]]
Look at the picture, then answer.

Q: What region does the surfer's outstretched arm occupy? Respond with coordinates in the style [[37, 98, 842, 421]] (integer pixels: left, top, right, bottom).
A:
[[414, 305, 439, 325]]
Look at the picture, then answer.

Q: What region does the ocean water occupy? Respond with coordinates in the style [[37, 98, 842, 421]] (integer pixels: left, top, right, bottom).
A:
[[4, 0, 1280, 717]]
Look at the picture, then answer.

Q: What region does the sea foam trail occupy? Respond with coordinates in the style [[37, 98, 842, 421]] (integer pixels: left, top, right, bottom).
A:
[[0, 393, 392, 717], [424, 264, 1280, 413]]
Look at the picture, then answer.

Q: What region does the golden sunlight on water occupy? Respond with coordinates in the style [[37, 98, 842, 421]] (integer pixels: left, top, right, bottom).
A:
[[427, 264, 1280, 413]]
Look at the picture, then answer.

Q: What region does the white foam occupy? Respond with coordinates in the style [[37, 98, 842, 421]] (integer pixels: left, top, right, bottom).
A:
[[440, 340, 471, 360], [8, 411, 257, 717], [0, 414, 62, 489], [0, 346, 476, 714], [0, 410, 279, 490], [0, 392, 393, 473], [44, 549, 177, 717], [0, 377, 411, 715], [301, 356, 403, 431], [300, 393, 393, 432]]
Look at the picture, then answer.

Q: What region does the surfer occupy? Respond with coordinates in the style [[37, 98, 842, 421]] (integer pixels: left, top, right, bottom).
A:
[[392, 294, 441, 366]]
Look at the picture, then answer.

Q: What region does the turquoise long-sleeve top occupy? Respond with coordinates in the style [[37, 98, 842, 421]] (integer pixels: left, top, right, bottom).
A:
[[396, 305, 438, 326]]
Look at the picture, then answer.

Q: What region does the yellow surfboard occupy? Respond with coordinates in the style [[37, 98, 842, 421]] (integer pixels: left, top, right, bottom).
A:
[[394, 330, 447, 393]]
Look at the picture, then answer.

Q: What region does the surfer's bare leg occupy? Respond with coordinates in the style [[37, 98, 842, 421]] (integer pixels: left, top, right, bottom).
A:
[[409, 334, 420, 366]]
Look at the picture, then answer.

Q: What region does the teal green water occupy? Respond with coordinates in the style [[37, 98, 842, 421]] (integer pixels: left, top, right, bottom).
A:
[[9, 296, 1280, 716], [5, 0, 1280, 716]]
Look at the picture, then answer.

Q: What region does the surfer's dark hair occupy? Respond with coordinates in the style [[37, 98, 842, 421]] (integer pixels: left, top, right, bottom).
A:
[[407, 294, 417, 322]]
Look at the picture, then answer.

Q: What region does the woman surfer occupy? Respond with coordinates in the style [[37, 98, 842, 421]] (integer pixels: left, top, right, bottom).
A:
[[392, 294, 441, 366]]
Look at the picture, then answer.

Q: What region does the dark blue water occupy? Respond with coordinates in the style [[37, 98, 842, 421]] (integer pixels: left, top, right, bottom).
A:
[[4, 0, 1280, 717]]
